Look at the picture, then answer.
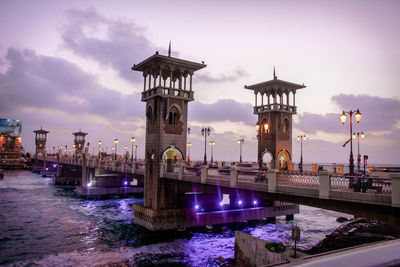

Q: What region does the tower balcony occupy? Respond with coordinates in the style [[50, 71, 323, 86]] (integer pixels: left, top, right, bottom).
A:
[[254, 103, 297, 114], [141, 86, 194, 102]]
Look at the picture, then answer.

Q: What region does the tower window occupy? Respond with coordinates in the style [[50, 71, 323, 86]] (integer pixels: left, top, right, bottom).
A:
[[168, 106, 179, 125], [282, 119, 289, 134]]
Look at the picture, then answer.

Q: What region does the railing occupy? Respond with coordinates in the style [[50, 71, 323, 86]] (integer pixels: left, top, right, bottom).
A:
[[330, 176, 392, 195], [254, 104, 296, 113], [277, 172, 319, 189]]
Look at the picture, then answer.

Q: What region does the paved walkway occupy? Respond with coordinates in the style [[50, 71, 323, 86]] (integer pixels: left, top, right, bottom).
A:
[[280, 239, 400, 267]]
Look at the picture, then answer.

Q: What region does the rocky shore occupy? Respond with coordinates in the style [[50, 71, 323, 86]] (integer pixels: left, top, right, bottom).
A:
[[304, 217, 400, 255]]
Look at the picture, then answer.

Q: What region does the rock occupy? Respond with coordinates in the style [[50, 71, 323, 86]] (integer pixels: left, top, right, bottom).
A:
[[336, 217, 348, 223], [218, 256, 225, 263], [304, 217, 400, 255]]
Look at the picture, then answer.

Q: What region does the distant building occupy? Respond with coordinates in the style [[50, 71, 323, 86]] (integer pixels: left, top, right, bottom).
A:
[[0, 118, 24, 168]]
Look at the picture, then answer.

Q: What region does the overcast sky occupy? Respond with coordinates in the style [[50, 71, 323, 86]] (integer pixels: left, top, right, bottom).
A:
[[1, 0, 399, 164]]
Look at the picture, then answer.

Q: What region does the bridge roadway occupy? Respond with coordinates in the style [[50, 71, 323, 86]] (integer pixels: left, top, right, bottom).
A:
[[37, 156, 400, 224]]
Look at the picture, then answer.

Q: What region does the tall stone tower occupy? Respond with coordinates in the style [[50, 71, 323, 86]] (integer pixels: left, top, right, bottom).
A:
[[72, 130, 87, 156], [132, 51, 206, 211], [245, 70, 305, 170], [34, 127, 49, 158]]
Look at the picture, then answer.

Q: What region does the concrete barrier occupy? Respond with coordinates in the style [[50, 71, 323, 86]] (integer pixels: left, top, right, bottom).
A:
[[230, 166, 238, 187], [390, 173, 400, 207], [319, 171, 331, 199], [268, 169, 278, 192], [201, 165, 208, 183]]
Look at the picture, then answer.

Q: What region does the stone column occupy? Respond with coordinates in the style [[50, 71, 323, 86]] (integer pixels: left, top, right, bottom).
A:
[[132, 162, 136, 174], [201, 165, 208, 183], [319, 171, 331, 199], [189, 73, 193, 91], [143, 74, 147, 91], [230, 166, 238, 187], [390, 173, 400, 207], [159, 68, 162, 86], [160, 162, 166, 178], [170, 70, 173, 88], [293, 91, 296, 106], [268, 169, 278, 192], [82, 153, 87, 187], [255, 92, 258, 107], [178, 162, 184, 180]]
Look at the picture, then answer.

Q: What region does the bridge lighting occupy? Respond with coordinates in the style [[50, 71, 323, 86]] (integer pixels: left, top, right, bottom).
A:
[[219, 202, 224, 207], [253, 200, 258, 205], [238, 200, 243, 205], [87, 182, 92, 187], [195, 205, 199, 210], [124, 181, 128, 186], [340, 109, 362, 175]]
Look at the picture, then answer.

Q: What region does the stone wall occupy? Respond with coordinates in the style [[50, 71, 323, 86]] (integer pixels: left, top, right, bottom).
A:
[[234, 231, 288, 267]]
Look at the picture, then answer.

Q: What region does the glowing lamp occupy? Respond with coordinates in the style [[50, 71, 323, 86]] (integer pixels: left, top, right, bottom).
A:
[[352, 133, 356, 140], [361, 132, 365, 139], [255, 124, 260, 131], [355, 109, 361, 123], [340, 111, 347, 124], [87, 182, 92, 187], [238, 200, 242, 205], [264, 123, 269, 131]]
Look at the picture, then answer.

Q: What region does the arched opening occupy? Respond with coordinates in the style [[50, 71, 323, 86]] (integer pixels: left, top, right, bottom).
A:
[[168, 106, 179, 125], [146, 106, 153, 124], [261, 118, 270, 134], [277, 150, 290, 171], [282, 118, 289, 135], [162, 146, 183, 172], [262, 150, 273, 170]]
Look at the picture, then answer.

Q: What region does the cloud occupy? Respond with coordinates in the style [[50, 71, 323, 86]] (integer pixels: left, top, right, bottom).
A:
[[60, 7, 158, 83], [195, 68, 249, 83], [189, 99, 255, 124], [296, 94, 400, 134]]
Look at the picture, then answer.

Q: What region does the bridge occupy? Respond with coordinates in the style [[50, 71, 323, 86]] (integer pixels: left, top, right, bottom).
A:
[[31, 50, 400, 231], [35, 153, 400, 227]]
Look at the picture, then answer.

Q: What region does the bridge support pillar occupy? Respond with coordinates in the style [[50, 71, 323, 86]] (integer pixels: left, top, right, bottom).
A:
[[131, 162, 136, 174], [319, 171, 331, 199], [112, 161, 116, 171], [267, 169, 278, 192], [230, 166, 238, 187], [82, 153, 87, 187], [201, 165, 208, 183], [390, 173, 400, 207]]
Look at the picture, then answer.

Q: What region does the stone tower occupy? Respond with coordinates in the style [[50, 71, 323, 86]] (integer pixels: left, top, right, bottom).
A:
[[245, 70, 305, 170], [34, 127, 49, 158], [72, 130, 87, 156], [132, 51, 206, 211]]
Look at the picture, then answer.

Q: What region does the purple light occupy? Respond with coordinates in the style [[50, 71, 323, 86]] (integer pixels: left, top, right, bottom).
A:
[[87, 182, 92, 187], [124, 181, 128, 185], [46, 168, 49, 171], [238, 200, 242, 205], [219, 202, 224, 207], [195, 205, 199, 210], [253, 200, 258, 205], [53, 164, 57, 168]]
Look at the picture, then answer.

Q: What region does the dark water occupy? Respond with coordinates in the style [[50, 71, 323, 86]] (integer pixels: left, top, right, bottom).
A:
[[0, 171, 351, 266]]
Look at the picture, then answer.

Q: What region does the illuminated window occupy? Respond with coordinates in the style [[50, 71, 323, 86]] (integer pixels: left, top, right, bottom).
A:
[[168, 106, 179, 125]]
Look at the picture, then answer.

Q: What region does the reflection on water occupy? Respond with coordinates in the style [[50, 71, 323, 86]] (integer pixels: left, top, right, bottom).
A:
[[0, 171, 351, 266]]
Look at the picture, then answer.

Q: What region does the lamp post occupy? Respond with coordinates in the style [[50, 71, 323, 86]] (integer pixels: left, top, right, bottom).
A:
[[98, 141, 102, 159], [297, 135, 306, 173], [340, 109, 361, 175], [114, 139, 119, 160], [237, 138, 244, 163], [124, 145, 128, 161], [201, 127, 211, 165], [353, 132, 365, 171], [130, 137, 135, 162], [134, 145, 137, 162], [187, 142, 192, 164], [209, 140, 215, 163]]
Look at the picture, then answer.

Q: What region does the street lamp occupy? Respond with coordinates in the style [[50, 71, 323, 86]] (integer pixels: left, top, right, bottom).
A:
[[201, 127, 211, 165], [130, 137, 135, 162], [237, 138, 244, 163], [340, 109, 361, 175], [98, 141, 102, 159], [114, 139, 119, 160], [187, 142, 192, 164], [124, 145, 128, 161], [209, 140, 215, 163], [134, 145, 138, 162], [297, 135, 306, 173], [353, 132, 365, 171]]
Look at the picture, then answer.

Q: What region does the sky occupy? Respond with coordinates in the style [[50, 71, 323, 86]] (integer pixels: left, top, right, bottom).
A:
[[0, 0, 399, 164]]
